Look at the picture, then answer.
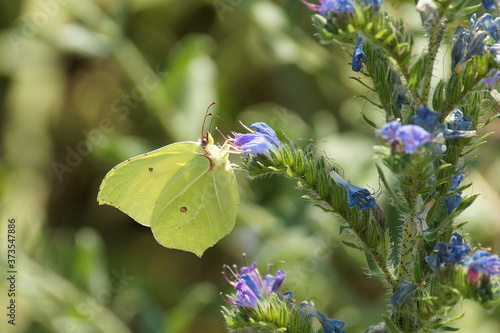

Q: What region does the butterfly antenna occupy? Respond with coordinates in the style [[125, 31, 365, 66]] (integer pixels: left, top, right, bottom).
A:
[[201, 102, 216, 144]]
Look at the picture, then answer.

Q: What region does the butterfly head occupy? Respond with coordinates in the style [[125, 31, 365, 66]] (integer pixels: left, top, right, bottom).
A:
[[200, 132, 215, 147]]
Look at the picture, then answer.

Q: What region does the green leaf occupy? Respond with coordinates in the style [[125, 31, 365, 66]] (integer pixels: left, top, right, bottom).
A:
[[362, 113, 379, 129], [365, 253, 383, 275], [342, 241, 361, 250]]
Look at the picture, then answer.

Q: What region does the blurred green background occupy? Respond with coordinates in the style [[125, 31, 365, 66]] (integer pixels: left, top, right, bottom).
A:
[[0, 0, 499, 332]]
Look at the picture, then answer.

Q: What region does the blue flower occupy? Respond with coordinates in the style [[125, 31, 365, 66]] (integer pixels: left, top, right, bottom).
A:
[[451, 13, 500, 72], [223, 260, 286, 307], [352, 37, 367, 72], [233, 122, 281, 157], [411, 106, 445, 133], [482, 0, 497, 11], [444, 171, 465, 213], [377, 120, 431, 154], [300, 0, 355, 15], [249, 122, 282, 147], [301, 301, 347, 333], [477, 13, 500, 41], [446, 109, 472, 131], [466, 250, 500, 283], [489, 43, 500, 63], [451, 24, 488, 73], [412, 106, 475, 141], [390, 280, 419, 306], [330, 170, 376, 210], [425, 233, 471, 273]]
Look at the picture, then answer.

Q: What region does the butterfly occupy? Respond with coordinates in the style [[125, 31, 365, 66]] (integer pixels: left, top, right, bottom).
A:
[[97, 105, 239, 256]]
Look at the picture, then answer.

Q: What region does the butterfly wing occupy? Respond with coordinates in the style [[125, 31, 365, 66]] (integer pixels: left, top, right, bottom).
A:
[[97, 142, 202, 226], [151, 144, 239, 257]]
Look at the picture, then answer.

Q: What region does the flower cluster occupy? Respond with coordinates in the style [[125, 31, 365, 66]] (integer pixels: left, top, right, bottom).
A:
[[222, 261, 285, 307], [425, 233, 500, 284], [452, 13, 500, 73], [231, 122, 282, 158], [222, 259, 347, 333], [377, 106, 477, 156], [412, 106, 476, 141], [425, 233, 471, 274]]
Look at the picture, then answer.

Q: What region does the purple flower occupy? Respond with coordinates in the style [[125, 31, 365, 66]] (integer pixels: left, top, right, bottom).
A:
[[330, 170, 376, 210], [396, 125, 432, 153], [223, 260, 286, 307], [425, 233, 471, 273], [232, 122, 281, 157], [482, 0, 497, 11], [377, 120, 431, 154], [466, 250, 500, 283], [352, 37, 367, 72], [301, 0, 382, 15], [300, 0, 355, 15], [233, 274, 261, 307], [376, 120, 401, 141], [482, 69, 500, 87]]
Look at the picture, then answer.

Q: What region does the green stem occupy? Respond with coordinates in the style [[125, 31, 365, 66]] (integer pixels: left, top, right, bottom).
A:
[[397, 209, 418, 281], [397, 177, 419, 281], [420, 17, 448, 104]]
